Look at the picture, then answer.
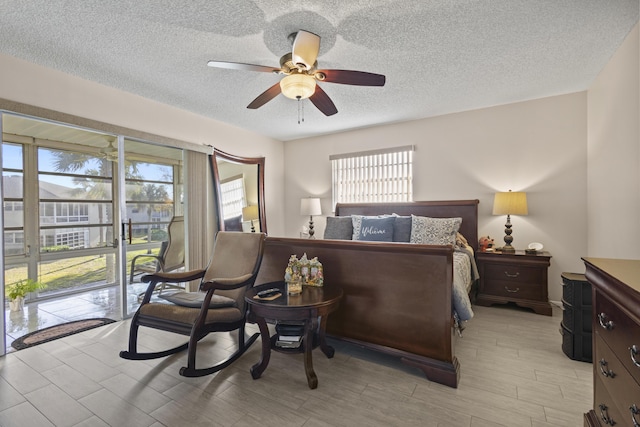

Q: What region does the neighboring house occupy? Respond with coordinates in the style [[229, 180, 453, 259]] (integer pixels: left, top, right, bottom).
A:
[[3, 175, 171, 254]]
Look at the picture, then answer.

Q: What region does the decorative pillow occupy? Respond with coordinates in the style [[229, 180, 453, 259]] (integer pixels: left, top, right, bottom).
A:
[[410, 215, 462, 246], [356, 216, 395, 242], [159, 291, 237, 308], [392, 215, 412, 242], [350, 215, 365, 240], [323, 216, 353, 240]]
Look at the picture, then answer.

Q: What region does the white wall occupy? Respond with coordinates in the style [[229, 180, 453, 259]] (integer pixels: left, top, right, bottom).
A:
[[0, 53, 286, 237], [284, 93, 588, 302], [587, 23, 640, 259]]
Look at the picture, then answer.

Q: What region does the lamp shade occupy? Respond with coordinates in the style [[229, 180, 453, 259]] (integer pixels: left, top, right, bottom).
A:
[[300, 197, 322, 216], [280, 74, 316, 100], [492, 191, 528, 216], [242, 205, 259, 221]]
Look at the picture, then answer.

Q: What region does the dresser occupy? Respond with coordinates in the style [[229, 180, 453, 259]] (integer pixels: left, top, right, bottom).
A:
[[583, 258, 640, 427], [475, 251, 552, 316]]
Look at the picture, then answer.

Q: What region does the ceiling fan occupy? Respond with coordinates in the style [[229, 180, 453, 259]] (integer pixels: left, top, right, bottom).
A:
[[99, 137, 118, 162], [207, 30, 386, 116]]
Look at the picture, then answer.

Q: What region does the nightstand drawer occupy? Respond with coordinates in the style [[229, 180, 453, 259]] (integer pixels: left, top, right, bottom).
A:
[[483, 263, 543, 285], [482, 277, 542, 300]]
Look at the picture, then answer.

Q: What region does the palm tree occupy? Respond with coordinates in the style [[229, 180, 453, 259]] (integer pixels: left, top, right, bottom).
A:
[[130, 183, 170, 243], [51, 150, 141, 283]]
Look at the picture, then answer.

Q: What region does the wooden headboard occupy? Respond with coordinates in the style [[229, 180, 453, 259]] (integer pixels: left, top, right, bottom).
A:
[[334, 200, 480, 252]]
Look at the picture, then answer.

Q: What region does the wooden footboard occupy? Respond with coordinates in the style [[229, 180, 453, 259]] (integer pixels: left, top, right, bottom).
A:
[[256, 237, 460, 387]]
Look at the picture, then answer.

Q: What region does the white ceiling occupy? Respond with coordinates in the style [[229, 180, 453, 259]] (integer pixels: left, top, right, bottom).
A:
[[0, 1, 638, 142]]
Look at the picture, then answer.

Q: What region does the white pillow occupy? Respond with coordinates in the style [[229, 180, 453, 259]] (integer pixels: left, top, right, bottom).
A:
[[410, 215, 462, 246]]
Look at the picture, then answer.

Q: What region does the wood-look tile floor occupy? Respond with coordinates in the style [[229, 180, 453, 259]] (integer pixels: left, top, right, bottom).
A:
[[0, 304, 592, 426]]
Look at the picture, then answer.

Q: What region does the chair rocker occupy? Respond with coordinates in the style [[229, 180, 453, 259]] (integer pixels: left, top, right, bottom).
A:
[[120, 231, 265, 377], [129, 216, 185, 298]]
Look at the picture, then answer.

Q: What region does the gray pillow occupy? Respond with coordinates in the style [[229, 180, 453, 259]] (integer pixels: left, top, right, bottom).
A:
[[159, 291, 237, 308], [356, 216, 395, 242], [410, 215, 462, 246], [324, 216, 353, 240], [392, 215, 412, 242]]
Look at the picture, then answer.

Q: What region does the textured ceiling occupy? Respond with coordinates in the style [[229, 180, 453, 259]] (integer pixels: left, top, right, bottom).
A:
[[0, 1, 638, 142]]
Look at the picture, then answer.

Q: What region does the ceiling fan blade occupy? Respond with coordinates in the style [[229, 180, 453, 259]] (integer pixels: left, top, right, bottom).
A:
[[309, 85, 338, 116], [207, 60, 280, 74], [316, 69, 386, 86], [292, 30, 320, 70], [247, 82, 282, 109]]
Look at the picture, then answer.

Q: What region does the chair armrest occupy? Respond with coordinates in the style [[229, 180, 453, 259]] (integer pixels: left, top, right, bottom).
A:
[[200, 273, 255, 291], [142, 268, 207, 284], [138, 269, 207, 305], [131, 253, 162, 264]]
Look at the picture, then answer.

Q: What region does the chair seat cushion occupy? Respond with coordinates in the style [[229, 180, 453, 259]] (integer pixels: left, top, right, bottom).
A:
[[139, 303, 243, 326], [159, 291, 237, 308]]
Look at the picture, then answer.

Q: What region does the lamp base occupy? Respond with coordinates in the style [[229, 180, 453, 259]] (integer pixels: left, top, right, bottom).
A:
[[308, 216, 315, 239], [502, 214, 515, 252]]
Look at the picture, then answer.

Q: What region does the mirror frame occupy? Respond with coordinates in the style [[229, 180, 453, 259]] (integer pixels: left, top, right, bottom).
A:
[[210, 148, 266, 234]]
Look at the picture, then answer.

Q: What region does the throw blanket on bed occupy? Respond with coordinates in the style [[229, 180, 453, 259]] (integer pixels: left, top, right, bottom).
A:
[[453, 247, 477, 322]]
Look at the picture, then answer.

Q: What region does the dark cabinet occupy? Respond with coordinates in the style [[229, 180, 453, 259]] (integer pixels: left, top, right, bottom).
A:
[[560, 272, 592, 362]]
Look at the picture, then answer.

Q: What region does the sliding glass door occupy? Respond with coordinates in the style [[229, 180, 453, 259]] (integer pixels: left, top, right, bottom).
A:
[[121, 139, 183, 317], [1, 112, 185, 354]]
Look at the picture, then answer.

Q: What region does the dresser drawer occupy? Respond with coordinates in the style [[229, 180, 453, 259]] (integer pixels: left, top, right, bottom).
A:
[[593, 375, 626, 427], [594, 333, 640, 422], [595, 290, 640, 385]]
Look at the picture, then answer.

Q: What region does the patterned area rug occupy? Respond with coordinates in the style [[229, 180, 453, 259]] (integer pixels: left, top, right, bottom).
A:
[[11, 318, 117, 350]]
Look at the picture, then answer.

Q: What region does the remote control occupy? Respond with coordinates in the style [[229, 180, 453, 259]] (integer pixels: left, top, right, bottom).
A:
[[257, 288, 280, 297]]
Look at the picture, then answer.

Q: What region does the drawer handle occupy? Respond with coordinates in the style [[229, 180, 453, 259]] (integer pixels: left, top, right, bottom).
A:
[[630, 345, 640, 368], [504, 271, 519, 278], [598, 313, 614, 330], [599, 404, 616, 426], [631, 404, 640, 427], [504, 286, 520, 293], [599, 359, 616, 378]]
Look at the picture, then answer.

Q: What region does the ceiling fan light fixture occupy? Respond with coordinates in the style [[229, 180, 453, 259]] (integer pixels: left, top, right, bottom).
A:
[[280, 74, 316, 100]]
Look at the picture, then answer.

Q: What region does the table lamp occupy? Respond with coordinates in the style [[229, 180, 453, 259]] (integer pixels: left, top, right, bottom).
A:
[[242, 205, 259, 232], [492, 190, 528, 252], [300, 197, 321, 239]]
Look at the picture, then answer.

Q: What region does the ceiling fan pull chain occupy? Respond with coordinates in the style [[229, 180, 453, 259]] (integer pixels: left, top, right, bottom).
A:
[[297, 96, 304, 124]]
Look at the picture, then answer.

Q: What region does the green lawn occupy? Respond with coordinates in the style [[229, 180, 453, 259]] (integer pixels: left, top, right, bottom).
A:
[[5, 244, 162, 293]]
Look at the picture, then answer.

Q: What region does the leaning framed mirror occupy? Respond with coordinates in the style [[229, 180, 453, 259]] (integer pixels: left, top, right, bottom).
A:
[[210, 149, 266, 234]]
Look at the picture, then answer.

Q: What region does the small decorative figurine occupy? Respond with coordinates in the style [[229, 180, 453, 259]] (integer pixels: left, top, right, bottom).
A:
[[479, 236, 494, 252], [284, 253, 324, 291], [307, 257, 324, 287]]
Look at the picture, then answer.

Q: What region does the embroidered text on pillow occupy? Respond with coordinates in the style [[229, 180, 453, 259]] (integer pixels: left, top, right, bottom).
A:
[[361, 226, 389, 237]]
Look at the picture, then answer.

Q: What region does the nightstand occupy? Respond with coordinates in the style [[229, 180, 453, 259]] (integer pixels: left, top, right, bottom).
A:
[[475, 250, 552, 316]]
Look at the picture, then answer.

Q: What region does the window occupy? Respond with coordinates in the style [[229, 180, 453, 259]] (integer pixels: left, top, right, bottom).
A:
[[220, 175, 246, 219], [330, 145, 414, 208]]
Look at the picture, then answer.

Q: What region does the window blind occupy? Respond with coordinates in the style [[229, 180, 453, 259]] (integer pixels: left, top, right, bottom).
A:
[[330, 145, 414, 208], [219, 175, 245, 219]]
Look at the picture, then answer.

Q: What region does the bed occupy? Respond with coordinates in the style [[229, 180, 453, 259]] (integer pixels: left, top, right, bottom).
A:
[[255, 199, 479, 387]]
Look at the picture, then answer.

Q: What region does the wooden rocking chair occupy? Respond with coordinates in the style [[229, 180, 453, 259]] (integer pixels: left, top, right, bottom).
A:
[[120, 231, 265, 377]]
